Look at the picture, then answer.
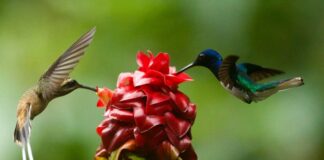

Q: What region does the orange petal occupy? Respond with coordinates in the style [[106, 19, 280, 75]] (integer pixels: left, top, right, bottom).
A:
[[97, 87, 114, 107]]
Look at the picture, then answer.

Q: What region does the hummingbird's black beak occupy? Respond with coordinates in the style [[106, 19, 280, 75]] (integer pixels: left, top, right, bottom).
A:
[[78, 84, 97, 92], [175, 62, 195, 75]]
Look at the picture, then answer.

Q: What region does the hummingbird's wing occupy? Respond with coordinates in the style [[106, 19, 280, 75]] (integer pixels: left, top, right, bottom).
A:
[[218, 55, 239, 90], [38, 27, 96, 94], [237, 63, 284, 82]]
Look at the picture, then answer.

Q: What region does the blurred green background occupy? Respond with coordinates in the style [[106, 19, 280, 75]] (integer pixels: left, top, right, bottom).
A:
[[1, 0, 323, 159]]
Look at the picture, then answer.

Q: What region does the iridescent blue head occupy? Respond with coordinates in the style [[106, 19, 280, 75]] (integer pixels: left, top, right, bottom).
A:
[[176, 49, 223, 74], [195, 49, 223, 69]]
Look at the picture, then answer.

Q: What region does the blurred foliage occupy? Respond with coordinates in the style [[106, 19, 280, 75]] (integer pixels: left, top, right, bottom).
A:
[[0, 0, 323, 160]]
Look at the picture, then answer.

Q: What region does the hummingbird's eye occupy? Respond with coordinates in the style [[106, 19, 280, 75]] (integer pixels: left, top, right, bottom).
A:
[[198, 54, 205, 60]]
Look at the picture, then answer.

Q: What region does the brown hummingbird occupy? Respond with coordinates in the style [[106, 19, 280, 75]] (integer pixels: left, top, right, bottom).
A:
[[14, 28, 96, 160]]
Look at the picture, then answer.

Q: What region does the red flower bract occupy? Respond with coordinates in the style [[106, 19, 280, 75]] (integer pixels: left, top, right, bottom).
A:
[[95, 51, 197, 160]]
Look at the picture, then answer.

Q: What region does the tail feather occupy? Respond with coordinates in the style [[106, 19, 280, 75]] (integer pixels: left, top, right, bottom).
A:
[[22, 146, 27, 160], [253, 77, 304, 101], [14, 104, 34, 160], [27, 141, 34, 160], [277, 77, 304, 91], [14, 123, 22, 145], [14, 114, 32, 145]]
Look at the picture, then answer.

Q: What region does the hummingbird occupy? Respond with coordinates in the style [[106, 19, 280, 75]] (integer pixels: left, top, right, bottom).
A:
[[176, 49, 304, 103], [14, 28, 97, 160]]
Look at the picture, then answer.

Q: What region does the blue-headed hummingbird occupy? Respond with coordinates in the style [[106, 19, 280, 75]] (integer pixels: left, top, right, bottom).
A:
[[176, 49, 304, 103]]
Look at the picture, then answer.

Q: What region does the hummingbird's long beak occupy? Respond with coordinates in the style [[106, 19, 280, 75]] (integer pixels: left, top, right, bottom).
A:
[[78, 84, 97, 92], [175, 62, 195, 75]]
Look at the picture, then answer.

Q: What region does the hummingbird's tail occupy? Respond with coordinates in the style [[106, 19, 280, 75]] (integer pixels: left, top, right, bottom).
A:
[[14, 105, 34, 160], [253, 77, 304, 102], [276, 77, 304, 91]]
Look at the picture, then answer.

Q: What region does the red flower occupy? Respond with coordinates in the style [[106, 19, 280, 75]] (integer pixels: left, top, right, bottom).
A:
[[95, 51, 197, 160]]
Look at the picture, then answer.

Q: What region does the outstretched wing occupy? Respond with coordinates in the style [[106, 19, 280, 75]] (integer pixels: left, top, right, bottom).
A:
[[38, 27, 96, 94], [237, 63, 284, 82], [218, 55, 239, 90]]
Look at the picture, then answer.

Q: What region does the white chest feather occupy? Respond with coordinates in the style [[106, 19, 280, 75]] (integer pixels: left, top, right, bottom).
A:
[[220, 82, 252, 103]]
